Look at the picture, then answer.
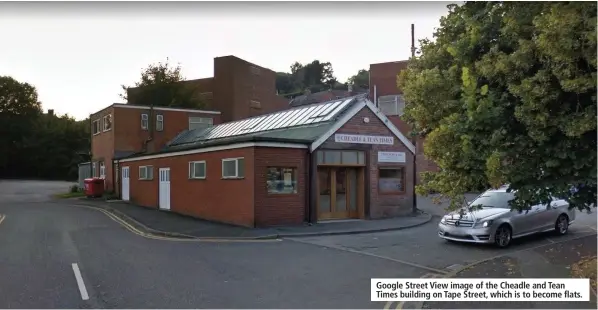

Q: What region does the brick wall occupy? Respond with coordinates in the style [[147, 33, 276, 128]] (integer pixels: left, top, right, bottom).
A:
[[122, 147, 256, 227], [319, 106, 415, 218], [254, 147, 307, 227]]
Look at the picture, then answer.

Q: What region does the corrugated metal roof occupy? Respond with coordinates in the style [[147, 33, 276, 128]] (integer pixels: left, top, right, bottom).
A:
[[168, 96, 361, 148]]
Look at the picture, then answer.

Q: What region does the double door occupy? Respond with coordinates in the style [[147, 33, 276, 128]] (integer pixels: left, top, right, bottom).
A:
[[317, 167, 361, 220]]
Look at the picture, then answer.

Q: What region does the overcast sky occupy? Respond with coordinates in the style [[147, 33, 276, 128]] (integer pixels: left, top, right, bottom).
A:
[[0, 1, 452, 120]]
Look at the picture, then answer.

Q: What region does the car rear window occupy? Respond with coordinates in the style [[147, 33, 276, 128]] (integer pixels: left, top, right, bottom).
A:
[[470, 191, 515, 208]]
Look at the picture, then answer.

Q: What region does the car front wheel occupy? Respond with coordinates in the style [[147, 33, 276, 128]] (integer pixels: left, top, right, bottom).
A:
[[555, 214, 569, 235], [494, 225, 512, 248]]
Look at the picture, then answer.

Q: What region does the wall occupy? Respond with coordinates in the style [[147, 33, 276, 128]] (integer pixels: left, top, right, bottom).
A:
[[369, 60, 409, 99], [121, 147, 256, 227], [112, 106, 222, 154], [213, 56, 289, 123], [90, 106, 115, 190], [254, 147, 307, 227], [318, 107, 415, 218]]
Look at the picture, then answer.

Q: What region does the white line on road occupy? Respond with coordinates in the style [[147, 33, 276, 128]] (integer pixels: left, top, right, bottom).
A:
[[71, 263, 89, 300]]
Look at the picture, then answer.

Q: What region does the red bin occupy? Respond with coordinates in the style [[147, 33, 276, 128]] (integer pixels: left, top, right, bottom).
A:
[[84, 178, 105, 198]]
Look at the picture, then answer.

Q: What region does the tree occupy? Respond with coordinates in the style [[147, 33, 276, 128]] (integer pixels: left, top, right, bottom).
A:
[[348, 69, 369, 89], [0, 76, 89, 181], [398, 2, 597, 212], [275, 60, 339, 95], [0, 76, 43, 173], [121, 58, 200, 109]]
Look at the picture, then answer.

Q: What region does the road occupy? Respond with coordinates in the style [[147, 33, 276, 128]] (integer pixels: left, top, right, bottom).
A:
[[0, 180, 596, 309]]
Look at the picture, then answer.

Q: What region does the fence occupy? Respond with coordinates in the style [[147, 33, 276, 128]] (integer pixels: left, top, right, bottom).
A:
[[77, 162, 91, 189]]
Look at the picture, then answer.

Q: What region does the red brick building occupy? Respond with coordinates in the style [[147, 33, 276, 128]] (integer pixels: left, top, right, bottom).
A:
[[369, 60, 439, 183], [90, 55, 292, 193], [116, 96, 416, 227]]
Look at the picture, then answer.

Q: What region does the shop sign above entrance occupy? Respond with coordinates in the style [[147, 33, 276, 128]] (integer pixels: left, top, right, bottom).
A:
[[334, 134, 394, 145], [378, 151, 406, 163]]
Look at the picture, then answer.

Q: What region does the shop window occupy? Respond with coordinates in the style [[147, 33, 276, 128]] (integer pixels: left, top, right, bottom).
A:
[[189, 161, 206, 179], [139, 165, 153, 180], [222, 158, 244, 178], [266, 167, 298, 194], [317, 150, 365, 165], [378, 167, 405, 194]]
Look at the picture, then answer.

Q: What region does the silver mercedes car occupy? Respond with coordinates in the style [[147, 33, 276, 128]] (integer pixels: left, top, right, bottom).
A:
[[438, 187, 576, 248]]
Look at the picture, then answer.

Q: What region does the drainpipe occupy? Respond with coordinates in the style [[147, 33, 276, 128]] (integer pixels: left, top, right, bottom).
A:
[[374, 85, 377, 107], [305, 149, 311, 224]]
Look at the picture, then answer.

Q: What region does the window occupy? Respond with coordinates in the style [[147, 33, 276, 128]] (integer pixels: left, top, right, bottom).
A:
[[156, 114, 164, 132], [222, 158, 244, 178], [141, 113, 149, 130], [92, 119, 100, 135], [378, 167, 405, 194], [103, 114, 112, 132], [99, 162, 105, 179], [470, 191, 515, 209], [189, 117, 213, 130], [139, 165, 153, 180], [317, 151, 365, 165], [267, 167, 298, 194], [189, 161, 206, 179]]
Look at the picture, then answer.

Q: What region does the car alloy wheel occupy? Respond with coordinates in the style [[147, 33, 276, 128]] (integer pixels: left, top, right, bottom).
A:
[[556, 215, 569, 235], [494, 225, 512, 248]]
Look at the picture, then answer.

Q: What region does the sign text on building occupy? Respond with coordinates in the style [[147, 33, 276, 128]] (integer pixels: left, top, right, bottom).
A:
[[334, 134, 394, 145], [378, 151, 406, 163]]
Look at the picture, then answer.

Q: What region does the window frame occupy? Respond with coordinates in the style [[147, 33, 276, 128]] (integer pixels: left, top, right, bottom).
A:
[[188, 161, 207, 179], [188, 116, 213, 130], [266, 167, 298, 195], [221, 157, 245, 179], [92, 119, 101, 135], [377, 166, 406, 195], [141, 113, 149, 130], [156, 114, 164, 132], [99, 162, 106, 179], [138, 165, 154, 180], [102, 114, 112, 132]]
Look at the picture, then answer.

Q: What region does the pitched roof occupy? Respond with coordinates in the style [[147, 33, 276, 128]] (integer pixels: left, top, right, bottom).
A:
[[163, 95, 364, 152], [118, 93, 416, 161]]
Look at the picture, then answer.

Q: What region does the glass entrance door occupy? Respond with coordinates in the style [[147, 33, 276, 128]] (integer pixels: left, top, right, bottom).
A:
[[317, 167, 359, 220]]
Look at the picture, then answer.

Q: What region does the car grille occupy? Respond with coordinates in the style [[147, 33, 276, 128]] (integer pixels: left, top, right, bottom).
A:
[[444, 219, 474, 227]]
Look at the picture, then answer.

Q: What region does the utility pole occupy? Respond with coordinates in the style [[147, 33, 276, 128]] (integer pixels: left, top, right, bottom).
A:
[[411, 23, 418, 214]]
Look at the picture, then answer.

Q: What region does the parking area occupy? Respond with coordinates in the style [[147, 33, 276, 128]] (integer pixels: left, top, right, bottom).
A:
[[291, 209, 597, 273], [0, 179, 73, 204]]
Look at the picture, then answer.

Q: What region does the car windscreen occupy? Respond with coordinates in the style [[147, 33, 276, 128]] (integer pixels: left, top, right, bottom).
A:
[[470, 191, 515, 208]]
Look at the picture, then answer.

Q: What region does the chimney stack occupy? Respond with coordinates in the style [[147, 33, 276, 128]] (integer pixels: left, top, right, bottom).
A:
[[48, 109, 54, 116]]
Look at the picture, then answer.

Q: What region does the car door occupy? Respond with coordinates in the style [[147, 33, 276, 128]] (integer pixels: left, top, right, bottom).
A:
[[527, 203, 552, 233]]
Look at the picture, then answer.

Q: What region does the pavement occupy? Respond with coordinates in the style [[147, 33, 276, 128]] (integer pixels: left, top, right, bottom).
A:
[[69, 198, 432, 239], [421, 234, 597, 309], [1, 179, 596, 309]]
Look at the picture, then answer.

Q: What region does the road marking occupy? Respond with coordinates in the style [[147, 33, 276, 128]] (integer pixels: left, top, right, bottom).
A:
[[544, 237, 556, 243], [67, 204, 281, 243], [71, 263, 89, 300], [383, 273, 443, 310], [0, 214, 5, 226], [288, 238, 448, 274]]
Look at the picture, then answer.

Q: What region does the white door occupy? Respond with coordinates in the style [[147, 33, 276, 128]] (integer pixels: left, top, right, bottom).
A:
[[122, 167, 130, 201], [159, 168, 171, 210]]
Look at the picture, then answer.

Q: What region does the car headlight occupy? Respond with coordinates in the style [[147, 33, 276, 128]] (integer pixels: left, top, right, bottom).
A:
[[482, 220, 493, 227], [440, 217, 447, 224]]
